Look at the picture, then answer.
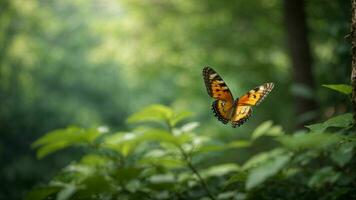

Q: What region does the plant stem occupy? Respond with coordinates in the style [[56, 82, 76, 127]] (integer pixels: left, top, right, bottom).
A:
[[165, 118, 216, 200], [177, 145, 217, 200]]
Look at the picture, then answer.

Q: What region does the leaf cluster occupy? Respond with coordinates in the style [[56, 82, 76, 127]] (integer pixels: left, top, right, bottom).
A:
[[28, 87, 356, 200]]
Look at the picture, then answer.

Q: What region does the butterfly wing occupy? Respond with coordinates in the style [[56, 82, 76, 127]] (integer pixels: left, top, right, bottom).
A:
[[212, 100, 231, 124], [231, 83, 274, 127], [203, 67, 234, 123], [231, 105, 252, 127], [237, 83, 274, 106]]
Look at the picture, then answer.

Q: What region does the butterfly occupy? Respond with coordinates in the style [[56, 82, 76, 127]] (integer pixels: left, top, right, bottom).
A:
[[202, 66, 274, 127]]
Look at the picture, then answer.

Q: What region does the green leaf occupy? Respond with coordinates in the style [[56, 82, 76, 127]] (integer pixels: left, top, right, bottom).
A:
[[225, 172, 248, 186], [140, 129, 192, 146], [276, 132, 340, 150], [246, 154, 291, 190], [194, 140, 250, 154], [74, 175, 112, 198], [217, 191, 237, 199], [79, 154, 110, 167], [25, 186, 60, 200], [242, 148, 286, 170], [148, 174, 175, 190], [322, 84, 352, 95], [227, 140, 251, 148], [331, 142, 354, 167], [139, 149, 184, 168], [32, 127, 101, 159], [308, 166, 341, 188], [57, 184, 77, 200], [251, 121, 284, 140], [170, 111, 194, 126], [179, 122, 200, 133], [201, 163, 240, 179], [306, 113, 353, 132], [36, 141, 71, 159], [102, 132, 139, 156], [127, 104, 173, 124]]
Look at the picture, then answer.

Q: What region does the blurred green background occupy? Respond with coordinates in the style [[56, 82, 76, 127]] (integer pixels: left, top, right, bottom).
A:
[[0, 0, 351, 199]]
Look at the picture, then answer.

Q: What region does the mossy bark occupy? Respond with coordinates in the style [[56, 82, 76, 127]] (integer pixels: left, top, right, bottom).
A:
[[352, 0, 356, 122]]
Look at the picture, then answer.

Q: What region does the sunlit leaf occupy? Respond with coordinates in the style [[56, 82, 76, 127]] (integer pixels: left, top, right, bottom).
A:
[[251, 121, 273, 139], [148, 174, 175, 190], [306, 113, 353, 132], [139, 150, 184, 168], [127, 104, 173, 124], [201, 163, 240, 179], [179, 122, 200, 133], [227, 140, 251, 148], [140, 157, 184, 169], [251, 121, 284, 140], [63, 163, 93, 176], [170, 111, 194, 126], [36, 141, 71, 159], [322, 84, 352, 95], [57, 184, 77, 200], [32, 127, 101, 159], [246, 154, 291, 190], [242, 148, 286, 170], [79, 154, 111, 167], [141, 129, 192, 145]]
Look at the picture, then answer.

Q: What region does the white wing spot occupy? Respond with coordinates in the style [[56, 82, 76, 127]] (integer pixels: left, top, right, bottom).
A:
[[209, 73, 217, 79]]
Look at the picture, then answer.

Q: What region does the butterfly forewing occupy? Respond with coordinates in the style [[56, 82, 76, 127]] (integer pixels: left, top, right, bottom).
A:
[[203, 67, 234, 124], [203, 67, 234, 102], [237, 83, 274, 106]]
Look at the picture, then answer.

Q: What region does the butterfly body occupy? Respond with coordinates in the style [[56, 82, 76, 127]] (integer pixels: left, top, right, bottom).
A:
[[203, 67, 274, 127]]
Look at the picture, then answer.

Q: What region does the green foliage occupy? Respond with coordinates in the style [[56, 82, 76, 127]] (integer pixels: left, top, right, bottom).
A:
[[305, 113, 353, 133], [29, 102, 356, 200], [246, 153, 291, 190], [32, 127, 102, 159], [323, 84, 352, 95], [0, 0, 351, 199], [29, 105, 233, 200]]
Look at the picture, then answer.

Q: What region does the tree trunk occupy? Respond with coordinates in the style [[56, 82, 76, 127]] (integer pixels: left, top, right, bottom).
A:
[[283, 0, 318, 129], [352, 0, 356, 122]]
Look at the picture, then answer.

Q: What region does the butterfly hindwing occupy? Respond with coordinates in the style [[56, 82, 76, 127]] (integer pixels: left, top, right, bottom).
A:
[[231, 105, 252, 127], [212, 100, 232, 124], [237, 83, 274, 106]]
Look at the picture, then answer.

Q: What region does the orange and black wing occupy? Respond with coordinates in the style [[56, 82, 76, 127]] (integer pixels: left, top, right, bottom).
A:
[[237, 83, 274, 106], [203, 67, 234, 124], [231, 83, 274, 127], [231, 105, 252, 127]]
